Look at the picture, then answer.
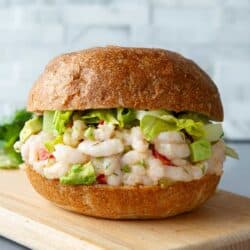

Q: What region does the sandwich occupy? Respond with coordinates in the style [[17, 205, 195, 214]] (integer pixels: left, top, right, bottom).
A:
[[14, 46, 238, 219]]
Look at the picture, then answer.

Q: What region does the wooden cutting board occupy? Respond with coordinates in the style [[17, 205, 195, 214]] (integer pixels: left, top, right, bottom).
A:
[[0, 170, 250, 250]]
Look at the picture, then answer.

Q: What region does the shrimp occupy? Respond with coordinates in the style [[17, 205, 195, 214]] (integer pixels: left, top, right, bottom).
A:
[[123, 173, 143, 186], [43, 162, 69, 179], [94, 124, 115, 141], [147, 157, 165, 182], [207, 140, 225, 174], [53, 144, 88, 164], [130, 127, 149, 152], [107, 174, 122, 186], [78, 139, 124, 157], [121, 150, 147, 166], [155, 143, 190, 159], [154, 131, 185, 144], [165, 166, 192, 182], [92, 156, 120, 175], [72, 120, 86, 141], [171, 158, 190, 167]]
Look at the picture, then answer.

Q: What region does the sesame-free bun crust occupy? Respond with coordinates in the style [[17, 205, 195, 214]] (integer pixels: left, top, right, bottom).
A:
[[26, 166, 221, 219], [28, 46, 223, 121]]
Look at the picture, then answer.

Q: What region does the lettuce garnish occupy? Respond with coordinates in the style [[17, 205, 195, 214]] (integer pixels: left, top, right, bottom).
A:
[[81, 109, 118, 125], [44, 135, 63, 152], [203, 124, 223, 142], [53, 111, 72, 134], [117, 108, 136, 127], [225, 145, 239, 159], [139, 110, 205, 141], [0, 109, 32, 168]]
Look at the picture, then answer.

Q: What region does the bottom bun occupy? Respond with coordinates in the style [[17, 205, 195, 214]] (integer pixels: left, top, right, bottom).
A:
[[26, 166, 221, 219]]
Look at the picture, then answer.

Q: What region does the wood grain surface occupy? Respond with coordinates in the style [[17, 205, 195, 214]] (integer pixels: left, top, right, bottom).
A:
[[0, 169, 250, 250]]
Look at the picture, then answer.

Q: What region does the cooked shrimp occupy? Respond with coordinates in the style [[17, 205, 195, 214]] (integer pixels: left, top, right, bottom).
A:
[[154, 131, 185, 144], [165, 166, 192, 182], [94, 124, 115, 141], [121, 150, 147, 166], [53, 144, 88, 164], [78, 139, 124, 157], [171, 158, 189, 167], [207, 140, 225, 174], [130, 127, 149, 152], [155, 143, 190, 159], [147, 157, 165, 182], [43, 162, 69, 179], [92, 156, 120, 175], [107, 174, 122, 186]]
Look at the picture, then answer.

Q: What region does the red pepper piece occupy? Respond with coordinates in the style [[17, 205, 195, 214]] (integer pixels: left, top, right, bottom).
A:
[[151, 145, 173, 166], [97, 174, 107, 184], [99, 120, 104, 125], [38, 148, 52, 161]]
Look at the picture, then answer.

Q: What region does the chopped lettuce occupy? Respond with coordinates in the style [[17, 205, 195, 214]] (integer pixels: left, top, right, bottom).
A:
[[60, 162, 96, 185], [203, 124, 223, 142], [0, 149, 20, 169], [117, 108, 136, 127], [44, 135, 63, 152], [0, 109, 32, 168], [178, 119, 205, 138], [81, 109, 118, 125], [178, 112, 209, 124], [53, 111, 72, 134], [84, 127, 95, 140], [225, 145, 239, 159], [139, 110, 205, 141], [140, 115, 175, 141], [20, 116, 42, 142], [190, 139, 212, 162], [43, 111, 55, 133]]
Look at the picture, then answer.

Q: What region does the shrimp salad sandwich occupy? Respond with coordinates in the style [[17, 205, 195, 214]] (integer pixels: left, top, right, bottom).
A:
[[15, 46, 238, 219]]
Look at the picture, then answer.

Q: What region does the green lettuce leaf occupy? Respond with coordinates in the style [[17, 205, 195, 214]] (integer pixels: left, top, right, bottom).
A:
[[225, 145, 239, 159], [178, 119, 205, 138], [84, 127, 95, 140], [178, 112, 209, 124], [136, 109, 171, 120], [44, 135, 63, 152], [140, 115, 177, 141], [43, 111, 55, 133], [60, 162, 96, 185], [139, 110, 205, 141], [203, 123, 223, 142], [53, 111, 72, 134], [190, 139, 212, 162], [0, 109, 32, 168], [117, 108, 136, 127], [81, 109, 118, 125], [0, 149, 20, 169]]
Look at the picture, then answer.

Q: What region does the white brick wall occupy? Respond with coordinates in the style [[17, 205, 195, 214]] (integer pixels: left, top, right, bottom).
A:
[[0, 0, 249, 139]]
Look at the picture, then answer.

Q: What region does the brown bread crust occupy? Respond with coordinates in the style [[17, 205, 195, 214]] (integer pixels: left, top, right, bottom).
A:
[[26, 166, 221, 219], [27, 46, 223, 121]]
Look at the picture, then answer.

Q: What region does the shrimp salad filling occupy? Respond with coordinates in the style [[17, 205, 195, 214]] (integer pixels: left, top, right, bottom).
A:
[[15, 109, 238, 186]]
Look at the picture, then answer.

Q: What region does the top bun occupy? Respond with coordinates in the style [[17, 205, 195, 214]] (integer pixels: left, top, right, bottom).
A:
[[27, 46, 223, 121]]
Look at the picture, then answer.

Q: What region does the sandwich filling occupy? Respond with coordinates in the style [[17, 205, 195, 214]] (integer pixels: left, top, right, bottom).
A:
[[15, 109, 238, 186]]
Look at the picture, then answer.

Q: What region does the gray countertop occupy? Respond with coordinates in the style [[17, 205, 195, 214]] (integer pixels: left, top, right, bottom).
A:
[[1, 142, 249, 250]]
